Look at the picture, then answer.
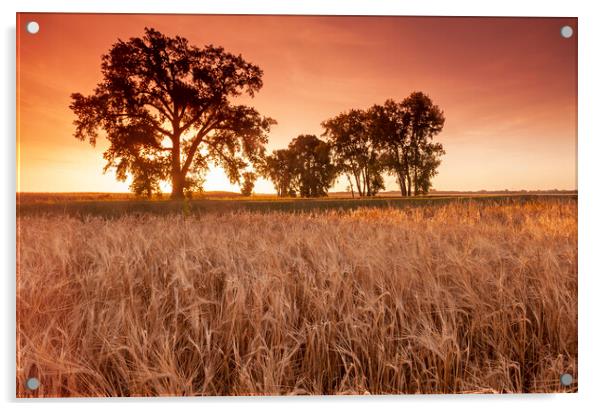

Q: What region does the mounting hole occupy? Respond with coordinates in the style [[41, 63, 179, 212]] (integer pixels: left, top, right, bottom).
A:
[[560, 373, 573, 386], [26, 21, 40, 34], [560, 25, 573, 39], [26, 377, 40, 390]]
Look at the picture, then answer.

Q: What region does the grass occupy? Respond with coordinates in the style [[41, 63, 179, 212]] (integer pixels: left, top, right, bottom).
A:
[[16, 196, 577, 396], [17, 192, 576, 217]]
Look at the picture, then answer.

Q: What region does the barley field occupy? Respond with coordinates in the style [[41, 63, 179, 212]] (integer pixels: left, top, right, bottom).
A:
[[16, 197, 577, 396]]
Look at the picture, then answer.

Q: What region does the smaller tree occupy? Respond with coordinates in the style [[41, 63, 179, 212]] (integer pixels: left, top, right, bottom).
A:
[[240, 171, 256, 196], [259, 149, 296, 197], [376, 93, 445, 196], [413, 142, 445, 194], [370, 100, 410, 196], [288, 134, 336, 197], [369, 172, 385, 195], [260, 135, 336, 197], [402, 92, 445, 196], [322, 109, 383, 197]]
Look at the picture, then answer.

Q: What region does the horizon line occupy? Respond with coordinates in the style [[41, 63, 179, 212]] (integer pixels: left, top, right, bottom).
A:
[[16, 189, 579, 194]]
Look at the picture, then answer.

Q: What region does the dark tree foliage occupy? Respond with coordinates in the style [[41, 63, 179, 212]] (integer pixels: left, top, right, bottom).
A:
[[324, 92, 445, 197], [70, 28, 276, 199], [259, 149, 297, 197], [398, 92, 445, 196], [321, 109, 384, 197], [260, 135, 336, 198], [412, 141, 445, 194], [288, 134, 337, 197], [240, 171, 256, 196]]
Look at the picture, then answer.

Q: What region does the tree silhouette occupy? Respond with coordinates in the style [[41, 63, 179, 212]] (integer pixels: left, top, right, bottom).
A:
[[240, 171, 256, 196], [259, 149, 297, 197], [70, 28, 275, 199], [288, 134, 336, 197], [371, 94, 446, 197], [412, 141, 444, 194], [260, 135, 335, 197], [397, 92, 445, 196], [321, 109, 384, 197]]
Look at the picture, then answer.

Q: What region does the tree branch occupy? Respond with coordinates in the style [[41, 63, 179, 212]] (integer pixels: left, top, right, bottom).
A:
[[179, 107, 209, 135], [181, 117, 221, 175], [110, 113, 173, 138]]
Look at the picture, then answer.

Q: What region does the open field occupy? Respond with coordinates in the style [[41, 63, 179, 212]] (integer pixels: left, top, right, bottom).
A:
[[17, 192, 577, 217], [17, 190, 577, 204], [16, 196, 577, 396]]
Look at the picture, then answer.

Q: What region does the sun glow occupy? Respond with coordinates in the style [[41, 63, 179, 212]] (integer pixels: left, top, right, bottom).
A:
[[17, 14, 577, 193], [202, 167, 236, 192], [156, 166, 275, 195]]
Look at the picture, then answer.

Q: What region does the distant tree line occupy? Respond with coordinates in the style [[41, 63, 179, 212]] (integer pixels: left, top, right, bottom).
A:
[[71, 28, 445, 199], [259, 92, 445, 197]]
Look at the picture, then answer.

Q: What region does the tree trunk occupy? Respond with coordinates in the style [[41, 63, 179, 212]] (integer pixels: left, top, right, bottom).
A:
[[395, 149, 407, 197], [170, 134, 185, 200], [171, 172, 185, 200], [403, 152, 412, 197], [413, 167, 419, 196], [353, 170, 362, 197], [398, 171, 407, 196], [347, 174, 355, 198], [361, 168, 368, 197]]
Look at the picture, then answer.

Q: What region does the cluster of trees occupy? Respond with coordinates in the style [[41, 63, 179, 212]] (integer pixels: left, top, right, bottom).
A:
[[71, 28, 445, 199], [258, 134, 336, 197], [261, 94, 445, 197]]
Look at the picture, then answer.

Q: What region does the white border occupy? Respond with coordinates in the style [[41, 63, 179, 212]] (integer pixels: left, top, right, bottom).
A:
[[3, 1, 601, 410]]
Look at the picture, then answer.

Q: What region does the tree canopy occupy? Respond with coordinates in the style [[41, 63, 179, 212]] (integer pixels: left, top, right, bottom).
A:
[[375, 93, 445, 196], [70, 27, 275, 199], [321, 92, 445, 197], [260, 135, 336, 198], [321, 108, 384, 197], [70, 29, 444, 199], [240, 171, 257, 197]]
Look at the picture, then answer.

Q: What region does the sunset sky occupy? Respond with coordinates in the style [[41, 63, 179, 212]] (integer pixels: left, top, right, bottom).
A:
[[17, 14, 577, 193]]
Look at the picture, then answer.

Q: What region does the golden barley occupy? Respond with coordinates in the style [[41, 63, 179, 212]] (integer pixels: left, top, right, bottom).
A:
[[16, 199, 577, 396]]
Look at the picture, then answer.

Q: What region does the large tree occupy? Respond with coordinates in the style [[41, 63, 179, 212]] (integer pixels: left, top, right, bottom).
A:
[[70, 28, 275, 199]]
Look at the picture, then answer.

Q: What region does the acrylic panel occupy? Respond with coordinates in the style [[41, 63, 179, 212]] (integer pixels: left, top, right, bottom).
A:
[[16, 13, 577, 397]]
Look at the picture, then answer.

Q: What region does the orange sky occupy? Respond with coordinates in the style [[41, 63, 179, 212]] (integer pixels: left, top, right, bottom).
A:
[[17, 14, 577, 193]]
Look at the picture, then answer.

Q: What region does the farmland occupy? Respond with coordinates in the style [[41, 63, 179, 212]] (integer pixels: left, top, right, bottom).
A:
[[16, 195, 577, 396], [17, 191, 576, 216]]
